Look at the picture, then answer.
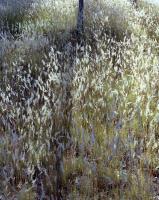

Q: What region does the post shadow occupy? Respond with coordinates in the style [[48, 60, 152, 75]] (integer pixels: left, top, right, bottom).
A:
[[54, 1, 85, 199]]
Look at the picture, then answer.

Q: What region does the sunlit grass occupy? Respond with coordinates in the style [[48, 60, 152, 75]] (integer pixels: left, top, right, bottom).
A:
[[0, 0, 159, 199]]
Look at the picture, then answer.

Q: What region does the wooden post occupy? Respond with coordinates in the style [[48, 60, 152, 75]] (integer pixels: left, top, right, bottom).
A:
[[77, 0, 84, 36]]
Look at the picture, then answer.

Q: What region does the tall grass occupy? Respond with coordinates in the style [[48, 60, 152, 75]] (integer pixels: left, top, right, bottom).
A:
[[0, 0, 159, 199]]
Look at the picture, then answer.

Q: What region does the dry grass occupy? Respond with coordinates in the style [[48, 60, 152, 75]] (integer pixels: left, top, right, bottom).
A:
[[0, 0, 159, 199]]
